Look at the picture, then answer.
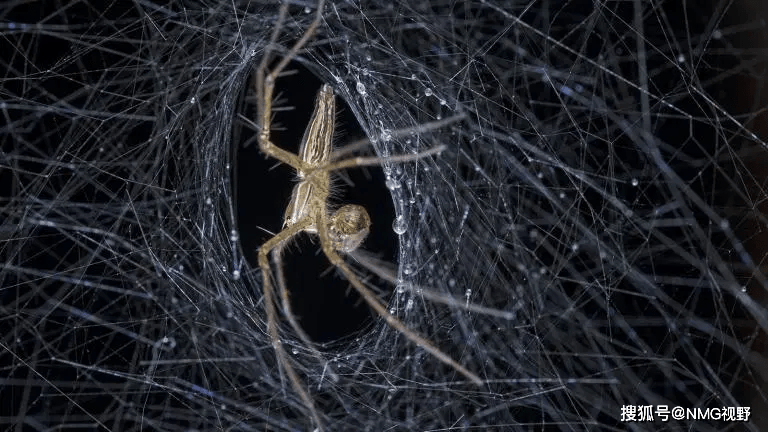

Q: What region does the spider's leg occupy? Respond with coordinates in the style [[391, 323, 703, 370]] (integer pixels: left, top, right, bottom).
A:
[[260, 0, 325, 92], [253, 2, 286, 146], [273, 242, 340, 383], [315, 213, 484, 386], [329, 113, 466, 161], [316, 144, 447, 174], [258, 217, 325, 430], [254, 0, 326, 171]]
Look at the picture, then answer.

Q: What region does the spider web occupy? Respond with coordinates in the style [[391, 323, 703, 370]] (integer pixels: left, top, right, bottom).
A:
[[1, 0, 767, 430]]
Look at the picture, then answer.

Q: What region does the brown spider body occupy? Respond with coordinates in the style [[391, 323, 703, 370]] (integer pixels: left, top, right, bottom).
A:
[[283, 85, 334, 224], [251, 3, 480, 429], [282, 84, 372, 253]]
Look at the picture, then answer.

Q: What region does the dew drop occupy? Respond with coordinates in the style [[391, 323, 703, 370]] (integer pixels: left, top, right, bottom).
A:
[[385, 177, 399, 190], [392, 215, 407, 235], [356, 81, 367, 95], [424, 88, 433, 96], [158, 336, 176, 349], [631, 178, 639, 186]]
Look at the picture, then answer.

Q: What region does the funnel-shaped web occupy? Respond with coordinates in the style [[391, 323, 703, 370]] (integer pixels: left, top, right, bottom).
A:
[[1, 0, 767, 430]]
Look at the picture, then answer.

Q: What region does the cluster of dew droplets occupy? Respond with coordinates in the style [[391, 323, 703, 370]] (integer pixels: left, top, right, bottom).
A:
[[352, 75, 405, 239], [377, 128, 409, 236], [357, 79, 440, 318], [374, 123, 418, 316]]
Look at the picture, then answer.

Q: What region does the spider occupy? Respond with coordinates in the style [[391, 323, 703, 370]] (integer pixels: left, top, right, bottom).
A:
[[252, 1, 482, 428]]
